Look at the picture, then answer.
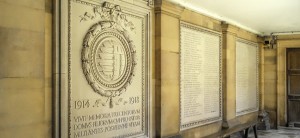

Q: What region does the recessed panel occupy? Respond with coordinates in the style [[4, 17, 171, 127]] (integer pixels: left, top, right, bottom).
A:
[[59, 0, 152, 137], [180, 22, 222, 130], [235, 39, 259, 116], [288, 49, 300, 70], [289, 75, 300, 95]]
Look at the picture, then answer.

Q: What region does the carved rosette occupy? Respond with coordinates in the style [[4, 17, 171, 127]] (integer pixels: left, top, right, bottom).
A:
[[81, 2, 136, 105]]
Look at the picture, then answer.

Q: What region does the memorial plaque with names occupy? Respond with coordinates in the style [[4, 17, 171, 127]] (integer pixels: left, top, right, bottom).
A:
[[180, 22, 222, 130], [235, 39, 259, 116], [57, 0, 152, 137]]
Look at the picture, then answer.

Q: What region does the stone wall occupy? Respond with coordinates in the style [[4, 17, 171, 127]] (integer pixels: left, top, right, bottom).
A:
[[0, 0, 52, 137], [1, 0, 299, 137], [277, 35, 300, 127], [155, 1, 262, 137], [263, 48, 277, 128]]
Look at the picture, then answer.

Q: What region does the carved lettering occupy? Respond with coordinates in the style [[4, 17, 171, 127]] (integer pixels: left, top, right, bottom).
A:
[[236, 39, 259, 116], [67, 1, 150, 137], [180, 22, 222, 130], [72, 109, 141, 137]]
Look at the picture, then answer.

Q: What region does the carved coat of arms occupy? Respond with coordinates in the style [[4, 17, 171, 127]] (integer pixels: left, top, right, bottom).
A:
[[81, 2, 136, 108]]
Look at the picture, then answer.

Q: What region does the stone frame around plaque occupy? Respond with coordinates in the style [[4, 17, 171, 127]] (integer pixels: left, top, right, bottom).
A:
[[179, 21, 223, 131], [235, 38, 259, 116], [54, 0, 153, 137]]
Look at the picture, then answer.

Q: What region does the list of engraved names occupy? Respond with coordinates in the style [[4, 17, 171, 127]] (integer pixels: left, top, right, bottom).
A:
[[236, 40, 258, 116], [180, 23, 222, 130]]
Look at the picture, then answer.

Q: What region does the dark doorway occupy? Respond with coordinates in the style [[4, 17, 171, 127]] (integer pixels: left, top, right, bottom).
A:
[[287, 48, 300, 127]]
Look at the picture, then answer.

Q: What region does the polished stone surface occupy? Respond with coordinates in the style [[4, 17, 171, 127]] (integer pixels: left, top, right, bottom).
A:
[[231, 127, 300, 138]]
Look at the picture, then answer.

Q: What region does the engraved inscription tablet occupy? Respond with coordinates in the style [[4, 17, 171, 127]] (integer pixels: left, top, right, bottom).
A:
[[180, 22, 222, 130], [236, 39, 259, 116], [59, 1, 152, 138]]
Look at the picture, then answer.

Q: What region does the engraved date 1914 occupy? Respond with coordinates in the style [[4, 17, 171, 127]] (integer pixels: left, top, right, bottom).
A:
[[74, 97, 140, 109]]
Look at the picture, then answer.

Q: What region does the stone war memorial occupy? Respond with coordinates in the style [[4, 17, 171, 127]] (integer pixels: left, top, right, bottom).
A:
[[2, 0, 300, 138], [56, 0, 153, 137], [57, 0, 260, 137]]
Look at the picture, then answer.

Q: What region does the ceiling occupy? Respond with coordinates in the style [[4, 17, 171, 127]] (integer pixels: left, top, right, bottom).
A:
[[168, 0, 300, 35]]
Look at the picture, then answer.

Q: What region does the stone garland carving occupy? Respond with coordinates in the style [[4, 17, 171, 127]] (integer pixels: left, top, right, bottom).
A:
[[81, 2, 137, 108]]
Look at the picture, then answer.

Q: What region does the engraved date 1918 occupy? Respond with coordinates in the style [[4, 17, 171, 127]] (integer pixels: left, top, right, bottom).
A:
[[74, 97, 140, 109]]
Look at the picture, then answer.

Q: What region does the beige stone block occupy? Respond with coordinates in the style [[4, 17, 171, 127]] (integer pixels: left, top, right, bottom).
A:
[[237, 112, 259, 124], [180, 10, 193, 22], [155, 35, 161, 50], [0, 2, 44, 32], [45, 14, 52, 79], [45, 13, 52, 36], [159, 0, 184, 18], [264, 64, 277, 72], [45, 77, 52, 89], [277, 72, 285, 80], [158, 50, 180, 136], [0, 78, 44, 89], [45, 0, 52, 13], [151, 43, 156, 80], [160, 79, 179, 137], [0, 0, 45, 10], [264, 56, 277, 65], [277, 57, 286, 73], [264, 71, 276, 80], [0, 89, 44, 128], [0, 123, 49, 138], [45, 40, 52, 78], [264, 80, 277, 95], [264, 49, 277, 57], [223, 33, 236, 120], [155, 13, 161, 37], [161, 51, 179, 80], [279, 103, 286, 126], [161, 14, 179, 39], [202, 20, 209, 28], [45, 87, 52, 122], [195, 15, 208, 28], [277, 34, 300, 40], [0, 27, 45, 78], [264, 79, 277, 110], [277, 48, 285, 61], [161, 36, 179, 53], [213, 22, 222, 32], [224, 89, 236, 120], [181, 9, 221, 32], [154, 80, 162, 136], [150, 79, 156, 137], [264, 95, 277, 110], [207, 21, 214, 30], [278, 40, 300, 48], [236, 30, 258, 42]]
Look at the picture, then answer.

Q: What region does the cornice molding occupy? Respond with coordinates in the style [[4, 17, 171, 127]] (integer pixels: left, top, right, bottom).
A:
[[221, 22, 238, 35], [154, 0, 184, 18]]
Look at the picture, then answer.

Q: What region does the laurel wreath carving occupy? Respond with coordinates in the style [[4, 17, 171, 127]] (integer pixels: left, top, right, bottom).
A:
[[81, 2, 136, 107]]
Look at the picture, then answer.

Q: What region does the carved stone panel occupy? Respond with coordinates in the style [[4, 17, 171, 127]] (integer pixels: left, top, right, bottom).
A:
[[180, 22, 222, 130], [235, 39, 259, 116], [58, 0, 152, 137]]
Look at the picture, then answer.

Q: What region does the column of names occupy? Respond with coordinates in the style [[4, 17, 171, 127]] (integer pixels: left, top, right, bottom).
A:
[[180, 22, 222, 130]]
